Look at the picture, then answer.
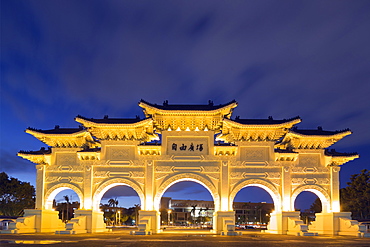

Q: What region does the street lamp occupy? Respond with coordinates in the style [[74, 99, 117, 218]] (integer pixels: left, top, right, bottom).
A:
[[168, 209, 172, 226]]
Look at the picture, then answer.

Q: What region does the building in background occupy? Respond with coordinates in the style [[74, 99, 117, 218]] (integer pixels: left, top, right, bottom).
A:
[[160, 197, 273, 228]]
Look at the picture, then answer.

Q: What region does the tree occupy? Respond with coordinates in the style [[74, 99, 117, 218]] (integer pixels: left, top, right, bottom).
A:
[[133, 204, 140, 225], [309, 198, 322, 213], [64, 195, 70, 222], [190, 205, 197, 225], [0, 172, 35, 216], [107, 198, 119, 225], [340, 169, 370, 220]]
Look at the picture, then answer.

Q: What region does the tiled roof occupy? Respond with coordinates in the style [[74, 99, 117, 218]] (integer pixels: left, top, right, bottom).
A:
[[78, 147, 101, 153], [139, 141, 161, 146], [325, 149, 358, 157], [139, 99, 237, 111], [76, 115, 144, 124], [232, 116, 300, 125], [19, 147, 51, 155], [291, 127, 350, 136], [214, 142, 237, 146], [27, 126, 85, 134], [274, 148, 297, 153]]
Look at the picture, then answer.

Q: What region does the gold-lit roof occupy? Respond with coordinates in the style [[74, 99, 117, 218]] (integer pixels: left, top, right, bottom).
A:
[[18, 148, 51, 165], [324, 149, 359, 165], [278, 128, 352, 149], [25, 127, 95, 148], [75, 116, 158, 141], [217, 117, 301, 142], [138, 100, 238, 131]]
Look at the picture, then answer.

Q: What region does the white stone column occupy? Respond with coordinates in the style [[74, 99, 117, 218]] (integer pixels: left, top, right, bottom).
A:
[[134, 160, 159, 234], [281, 166, 291, 212], [213, 161, 237, 234], [82, 162, 93, 209], [330, 166, 341, 212], [220, 161, 230, 211], [35, 164, 46, 209]]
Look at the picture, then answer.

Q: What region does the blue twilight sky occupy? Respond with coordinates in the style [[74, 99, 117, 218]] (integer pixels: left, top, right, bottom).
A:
[[1, 0, 370, 209]]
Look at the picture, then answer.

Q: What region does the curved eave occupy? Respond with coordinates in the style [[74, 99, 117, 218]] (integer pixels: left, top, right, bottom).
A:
[[329, 154, 359, 165], [139, 101, 238, 117], [26, 128, 92, 139], [75, 117, 153, 128], [288, 130, 352, 139], [25, 128, 94, 147], [223, 117, 301, 129], [17, 152, 50, 165]]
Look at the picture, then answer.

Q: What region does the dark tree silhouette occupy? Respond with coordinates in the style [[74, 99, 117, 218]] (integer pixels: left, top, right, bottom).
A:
[[0, 172, 35, 216]]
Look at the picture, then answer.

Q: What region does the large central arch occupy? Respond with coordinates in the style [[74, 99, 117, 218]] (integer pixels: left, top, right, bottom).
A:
[[229, 179, 282, 213], [154, 173, 220, 212]]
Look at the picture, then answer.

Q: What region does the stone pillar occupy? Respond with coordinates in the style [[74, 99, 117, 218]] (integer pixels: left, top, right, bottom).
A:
[[144, 160, 154, 211], [220, 161, 229, 211], [82, 162, 93, 209], [35, 164, 46, 209], [330, 166, 341, 212], [131, 159, 158, 235], [281, 166, 291, 211]]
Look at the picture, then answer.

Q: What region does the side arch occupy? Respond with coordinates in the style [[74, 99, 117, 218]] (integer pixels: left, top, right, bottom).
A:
[[291, 184, 331, 213], [229, 179, 282, 212], [44, 183, 84, 210], [92, 178, 144, 211], [153, 173, 220, 211]]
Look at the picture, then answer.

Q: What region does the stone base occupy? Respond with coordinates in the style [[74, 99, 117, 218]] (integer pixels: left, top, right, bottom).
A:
[[0, 209, 64, 234], [214, 211, 238, 235], [136, 210, 160, 234], [267, 211, 317, 236], [310, 212, 366, 236], [55, 210, 107, 234]]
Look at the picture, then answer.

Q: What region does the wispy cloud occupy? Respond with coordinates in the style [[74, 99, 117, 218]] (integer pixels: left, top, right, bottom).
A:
[[1, 0, 370, 187]]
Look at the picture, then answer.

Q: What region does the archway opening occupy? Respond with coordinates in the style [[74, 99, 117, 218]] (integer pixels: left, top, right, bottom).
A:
[[294, 191, 321, 225], [159, 181, 214, 230], [233, 186, 274, 230], [99, 185, 141, 227], [52, 189, 80, 223]]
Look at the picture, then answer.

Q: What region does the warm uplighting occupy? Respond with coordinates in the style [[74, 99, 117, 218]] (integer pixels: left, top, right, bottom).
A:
[[167, 209, 172, 225], [14, 100, 358, 235], [332, 200, 340, 212], [84, 199, 92, 210]]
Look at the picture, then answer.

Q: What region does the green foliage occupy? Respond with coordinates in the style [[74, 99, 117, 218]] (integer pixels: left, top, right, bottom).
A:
[[309, 197, 322, 213], [340, 169, 370, 220], [0, 172, 35, 216]]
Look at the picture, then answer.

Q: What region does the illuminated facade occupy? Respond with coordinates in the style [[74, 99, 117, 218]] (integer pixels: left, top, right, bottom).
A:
[[3, 100, 365, 236]]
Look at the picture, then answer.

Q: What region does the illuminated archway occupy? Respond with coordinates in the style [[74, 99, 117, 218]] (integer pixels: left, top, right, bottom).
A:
[[154, 173, 220, 212], [229, 179, 281, 213], [93, 178, 144, 211], [291, 185, 331, 213], [44, 183, 83, 210]]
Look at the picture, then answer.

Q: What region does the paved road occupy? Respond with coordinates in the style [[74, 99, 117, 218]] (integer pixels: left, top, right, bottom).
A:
[[1, 230, 369, 247]]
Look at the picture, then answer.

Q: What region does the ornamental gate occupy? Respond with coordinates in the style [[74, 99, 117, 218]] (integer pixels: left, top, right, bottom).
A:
[[4, 100, 365, 236]]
